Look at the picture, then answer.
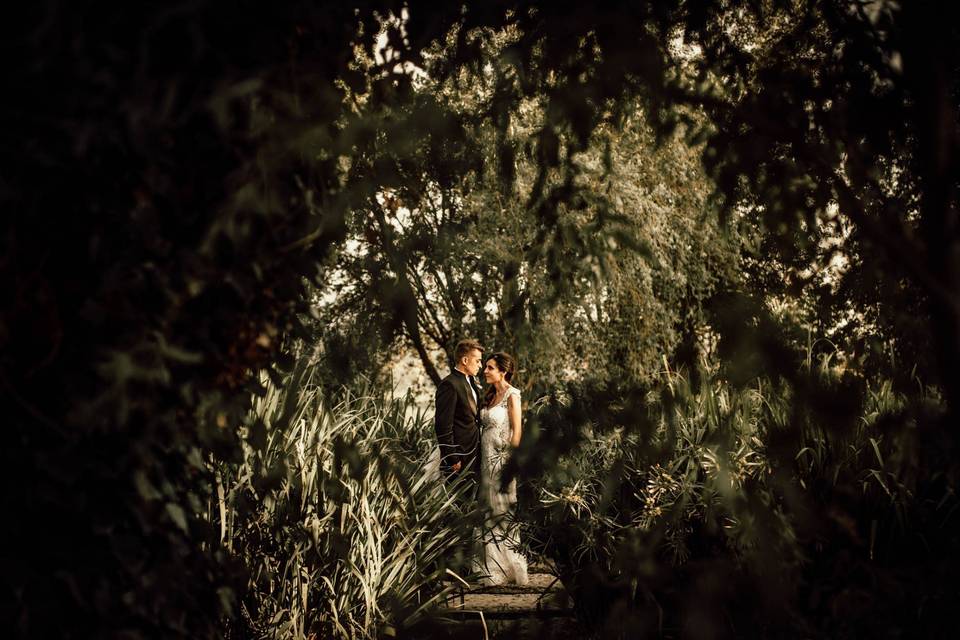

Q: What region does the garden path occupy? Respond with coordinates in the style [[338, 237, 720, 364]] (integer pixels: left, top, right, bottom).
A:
[[428, 564, 582, 639]]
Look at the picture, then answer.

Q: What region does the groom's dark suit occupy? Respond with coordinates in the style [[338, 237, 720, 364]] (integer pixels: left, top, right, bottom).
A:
[[434, 369, 482, 479]]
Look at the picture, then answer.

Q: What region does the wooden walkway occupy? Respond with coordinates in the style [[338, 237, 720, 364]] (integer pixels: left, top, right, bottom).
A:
[[423, 567, 582, 639]]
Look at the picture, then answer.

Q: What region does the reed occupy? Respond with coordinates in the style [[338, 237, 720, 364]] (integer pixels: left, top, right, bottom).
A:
[[211, 364, 476, 639], [520, 351, 953, 635]]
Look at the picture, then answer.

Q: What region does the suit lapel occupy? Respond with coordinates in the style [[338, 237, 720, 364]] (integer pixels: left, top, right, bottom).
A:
[[461, 373, 478, 416]]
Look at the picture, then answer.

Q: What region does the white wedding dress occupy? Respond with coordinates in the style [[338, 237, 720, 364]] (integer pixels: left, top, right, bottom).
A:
[[475, 385, 528, 586]]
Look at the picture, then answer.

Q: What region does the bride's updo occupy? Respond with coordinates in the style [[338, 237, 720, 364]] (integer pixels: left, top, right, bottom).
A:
[[483, 351, 516, 407]]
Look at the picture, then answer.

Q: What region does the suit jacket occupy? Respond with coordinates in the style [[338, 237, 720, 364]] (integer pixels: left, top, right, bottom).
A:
[[434, 369, 482, 475]]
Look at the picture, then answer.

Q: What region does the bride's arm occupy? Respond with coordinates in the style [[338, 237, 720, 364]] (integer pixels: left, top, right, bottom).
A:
[[507, 392, 522, 447]]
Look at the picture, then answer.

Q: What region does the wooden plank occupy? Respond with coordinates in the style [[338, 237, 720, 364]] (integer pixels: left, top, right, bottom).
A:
[[437, 573, 573, 619], [467, 573, 564, 594]]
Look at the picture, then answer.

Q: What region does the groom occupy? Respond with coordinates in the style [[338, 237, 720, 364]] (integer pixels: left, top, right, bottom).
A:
[[434, 339, 484, 483]]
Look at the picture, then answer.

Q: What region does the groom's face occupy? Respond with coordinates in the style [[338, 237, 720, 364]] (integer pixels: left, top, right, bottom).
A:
[[462, 349, 483, 377]]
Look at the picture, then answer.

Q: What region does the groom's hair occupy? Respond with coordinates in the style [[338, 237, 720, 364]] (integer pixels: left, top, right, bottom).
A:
[[454, 339, 483, 362]]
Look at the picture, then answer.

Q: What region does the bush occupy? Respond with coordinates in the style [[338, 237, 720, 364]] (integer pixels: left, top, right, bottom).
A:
[[520, 356, 957, 638], [211, 364, 476, 639]]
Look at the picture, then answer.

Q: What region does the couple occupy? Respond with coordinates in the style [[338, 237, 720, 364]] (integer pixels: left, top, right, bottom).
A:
[[434, 339, 528, 587]]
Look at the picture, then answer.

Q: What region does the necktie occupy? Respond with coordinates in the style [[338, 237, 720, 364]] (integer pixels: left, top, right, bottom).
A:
[[467, 377, 478, 405]]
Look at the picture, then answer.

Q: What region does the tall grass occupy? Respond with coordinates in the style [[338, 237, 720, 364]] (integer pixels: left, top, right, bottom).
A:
[[210, 364, 476, 639], [520, 352, 955, 636]]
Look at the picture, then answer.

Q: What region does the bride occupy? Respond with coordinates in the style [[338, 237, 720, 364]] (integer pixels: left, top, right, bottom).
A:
[[475, 351, 528, 586]]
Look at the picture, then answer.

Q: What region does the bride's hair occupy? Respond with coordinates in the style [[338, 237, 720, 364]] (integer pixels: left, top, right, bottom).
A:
[[483, 352, 516, 407]]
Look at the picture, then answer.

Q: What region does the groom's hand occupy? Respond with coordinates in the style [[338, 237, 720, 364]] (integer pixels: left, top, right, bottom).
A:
[[451, 461, 462, 472]]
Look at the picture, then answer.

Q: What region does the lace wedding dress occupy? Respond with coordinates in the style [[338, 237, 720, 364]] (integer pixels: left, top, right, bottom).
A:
[[476, 385, 528, 586]]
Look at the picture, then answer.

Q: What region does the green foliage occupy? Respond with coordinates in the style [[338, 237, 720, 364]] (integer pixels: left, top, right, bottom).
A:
[[213, 364, 476, 638], [2, 3, 438, 636], [672, 0, 960, 414], [519, 353, 957, 637], [314, 24, 738, 391], [6, 2, 960, 638]]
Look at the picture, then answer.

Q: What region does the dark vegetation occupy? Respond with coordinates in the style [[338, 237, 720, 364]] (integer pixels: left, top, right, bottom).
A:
[[3, 1, 959, 637]]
